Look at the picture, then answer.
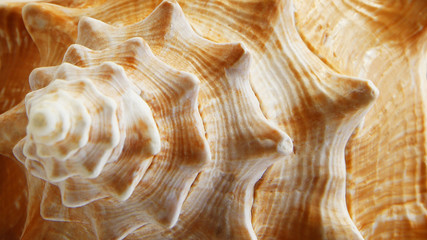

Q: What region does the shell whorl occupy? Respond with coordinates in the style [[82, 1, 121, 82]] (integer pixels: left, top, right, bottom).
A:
[[14, 61, 162, 207]]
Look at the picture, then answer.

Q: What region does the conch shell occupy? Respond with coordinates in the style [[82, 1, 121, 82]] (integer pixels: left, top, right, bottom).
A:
[[0, 0, 426, 240]]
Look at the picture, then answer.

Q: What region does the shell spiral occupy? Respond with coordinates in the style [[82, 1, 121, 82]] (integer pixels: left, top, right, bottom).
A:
[[0, 0, 426, 240], [15, 61, 162, 207]]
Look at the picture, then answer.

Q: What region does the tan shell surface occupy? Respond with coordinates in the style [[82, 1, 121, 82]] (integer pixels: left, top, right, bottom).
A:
[[292, 0, 427, 238], [0, 2, 39, 115], [0, 0, 425, 240]]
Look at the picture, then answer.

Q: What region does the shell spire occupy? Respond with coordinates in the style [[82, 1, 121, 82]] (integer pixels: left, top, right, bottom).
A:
[[13, 61, 162, 207]]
